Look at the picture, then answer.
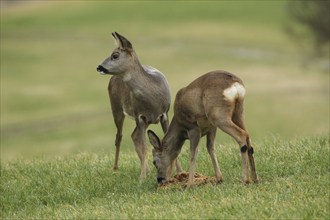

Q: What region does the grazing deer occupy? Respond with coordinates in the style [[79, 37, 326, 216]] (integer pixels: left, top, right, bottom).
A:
[[148, 70, 258, 187], [97, 32, 182, 180]]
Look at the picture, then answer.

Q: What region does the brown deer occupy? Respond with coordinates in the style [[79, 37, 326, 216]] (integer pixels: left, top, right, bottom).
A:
[[148, 70, 258, 187], [96, 32, 182, 180]]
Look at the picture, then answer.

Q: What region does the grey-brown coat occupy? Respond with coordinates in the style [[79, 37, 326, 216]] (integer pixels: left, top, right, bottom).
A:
[[97, 32, 182, 179], [148, 70, 258, 187]]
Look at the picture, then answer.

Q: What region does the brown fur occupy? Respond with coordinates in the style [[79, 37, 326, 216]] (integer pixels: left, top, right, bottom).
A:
[[148, 70, 258, 187]]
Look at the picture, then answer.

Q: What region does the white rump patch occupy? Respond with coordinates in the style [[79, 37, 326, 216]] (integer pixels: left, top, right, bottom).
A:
[[223, 82, 246, 101]]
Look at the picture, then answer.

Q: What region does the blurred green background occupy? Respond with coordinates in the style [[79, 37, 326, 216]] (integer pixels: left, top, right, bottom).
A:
[[1, 1, 329, 162]]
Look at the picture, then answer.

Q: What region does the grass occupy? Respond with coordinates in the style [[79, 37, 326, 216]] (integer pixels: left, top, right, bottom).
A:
[[1, 1, 329, 219], [1, 136, 329, 219]]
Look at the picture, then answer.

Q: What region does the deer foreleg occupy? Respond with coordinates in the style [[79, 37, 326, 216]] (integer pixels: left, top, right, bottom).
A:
[[113, 133, 122, 170], [160, 113, 169, 133], [187, 127, 201, 188], [206, 127, 223, 183], [174, 159, 183, 174], [113, 114, 125, 171], [131, 115, 148, 180]]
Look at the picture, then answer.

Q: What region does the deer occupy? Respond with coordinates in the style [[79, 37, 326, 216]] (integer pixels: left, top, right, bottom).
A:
[[96, 32, 182, 180], [147, 70, 258, 187]]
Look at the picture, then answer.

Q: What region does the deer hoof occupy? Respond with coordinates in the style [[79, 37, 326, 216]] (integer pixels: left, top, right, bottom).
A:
[[242, 179, 250, 185], [216, 178, 224, 184]]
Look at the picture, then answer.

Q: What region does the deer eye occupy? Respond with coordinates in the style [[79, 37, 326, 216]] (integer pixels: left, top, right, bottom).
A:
[[111, 52, 119, 60]]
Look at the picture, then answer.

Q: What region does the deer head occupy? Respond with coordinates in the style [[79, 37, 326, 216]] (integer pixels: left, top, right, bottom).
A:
[[97, 32, 140, 76], [148, 130, 173, 184]]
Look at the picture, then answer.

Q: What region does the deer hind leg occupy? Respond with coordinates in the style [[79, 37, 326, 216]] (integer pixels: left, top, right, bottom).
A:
[[232, 100, 258, 183], [131, 115, 149, 180], [247, 145, 258, 183], [206, 127, 223, 183], [221, 121, 250, 184], [208, 106, 250, 184]]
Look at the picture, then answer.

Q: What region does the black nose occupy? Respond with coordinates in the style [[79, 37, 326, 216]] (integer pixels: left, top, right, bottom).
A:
[[97, 65, 108, 74], [157, 177, 166, 184]]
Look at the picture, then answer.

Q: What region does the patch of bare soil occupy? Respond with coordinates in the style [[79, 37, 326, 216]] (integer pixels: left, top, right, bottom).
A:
[[158, 172, 218, 189]]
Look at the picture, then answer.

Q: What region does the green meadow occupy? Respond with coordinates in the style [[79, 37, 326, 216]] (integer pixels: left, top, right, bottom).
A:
[[1, 1, 329, 219]]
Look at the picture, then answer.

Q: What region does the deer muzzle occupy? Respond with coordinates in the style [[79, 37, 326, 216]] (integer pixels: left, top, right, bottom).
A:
[[96, 65, 109, 74], [157, 177, 167, 184]]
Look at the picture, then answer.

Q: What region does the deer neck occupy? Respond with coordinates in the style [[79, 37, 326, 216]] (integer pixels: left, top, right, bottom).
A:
[[163, 117, 186, 161], [121, 58, 150, 91]]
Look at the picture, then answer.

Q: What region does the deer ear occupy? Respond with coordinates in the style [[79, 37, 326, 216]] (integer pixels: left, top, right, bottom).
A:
[[113, 32, 133, 50], [112, 32, 119, 46], [147, 130, 161, 150]]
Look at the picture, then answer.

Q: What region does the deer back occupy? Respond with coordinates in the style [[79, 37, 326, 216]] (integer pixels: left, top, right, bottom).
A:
[[173, 70, 244, 127]]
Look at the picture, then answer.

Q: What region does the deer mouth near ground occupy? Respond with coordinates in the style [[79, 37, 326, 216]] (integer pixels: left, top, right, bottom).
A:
[[96, 65, 109, 74], [157, 177, 167, 185]]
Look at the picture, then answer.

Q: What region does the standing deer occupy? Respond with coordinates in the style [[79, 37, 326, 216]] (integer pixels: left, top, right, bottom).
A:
[[96, 32, 182, 180], [148, 70, 258, 187]]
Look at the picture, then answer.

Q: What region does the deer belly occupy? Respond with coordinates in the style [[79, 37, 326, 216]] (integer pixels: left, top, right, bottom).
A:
[[144, 113, 163, 124], [197, 118, 213, 133], [123, 109, 163, 125], [123, 110, 135, 120]]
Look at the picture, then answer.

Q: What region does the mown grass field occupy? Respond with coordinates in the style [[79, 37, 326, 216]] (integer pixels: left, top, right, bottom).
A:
[[1, 1, 329, 219], [1, 137, 329, 219]]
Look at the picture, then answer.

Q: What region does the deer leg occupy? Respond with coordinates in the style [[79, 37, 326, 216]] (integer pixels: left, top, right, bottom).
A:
[[247, 138, 258, 183], [187, 127, 201, 188], [160, 113, 169, 133], [239, 145, 250, 184], [174, 159, 183, 174], [113, 113, 125, 171], [210, 109, 250, 184], [131, 116, 148, 180], [232, 105, 258, 183], [222, 122, 249, 184], [206, 127, 223, 183]]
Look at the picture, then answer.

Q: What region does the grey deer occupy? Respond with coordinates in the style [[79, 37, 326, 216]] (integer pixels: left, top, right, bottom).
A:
[[148, 70, 258, 187], [97, 32, 182, 180]]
